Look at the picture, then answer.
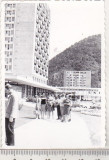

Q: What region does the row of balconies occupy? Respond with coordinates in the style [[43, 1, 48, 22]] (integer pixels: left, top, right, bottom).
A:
[[36, 29, 49, 39], [5, 23, 14, 29], [37, 4, 49, 15], [34, 57, 48, 65], [5, 53, 12, 57], [35, 38, 49, 47], [35, 46, 45, 54], [37, 4, 44, 11], [34, 52, 48, 61], [37, 5, 50, 16], [5, 65, 12, 72], [39, 20, 50, 27], [34, 66, 48, 73], [5, 58, 12, 64], [5, 44, 13, 50], [36, 24, 49, 34], [35, 65, 48, 72], [36, 26, 49, 36], [5, 51, 13, 56], [37, 5, 49, 16], [5, 29, 14, 36], [35, 38, 49, 48], [5, 16, 15, 22], [34, 58, 48, 67], [36, 12, 49, 24], [37, 15, 49, 24], [5, 4, 16, 8], [5, 10, 15, 15], [35, 33, 49, 43], [35, 47, 49, 56], [36, 40, 49, 48], [5, 36, 13, 42], [34, 67, 48, 78]]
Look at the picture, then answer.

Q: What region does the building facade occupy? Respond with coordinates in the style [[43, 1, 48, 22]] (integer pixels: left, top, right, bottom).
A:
[[4, 3, 56, 97], [5, 3, 50, 84], [64, 71, 91, 88], [5, 3, 16, 73], [57, 87, 101, 103]]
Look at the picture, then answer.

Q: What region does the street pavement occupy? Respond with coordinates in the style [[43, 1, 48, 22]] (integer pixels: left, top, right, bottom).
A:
[[4, 102, 103, 149], [14, 111, 93, 148]]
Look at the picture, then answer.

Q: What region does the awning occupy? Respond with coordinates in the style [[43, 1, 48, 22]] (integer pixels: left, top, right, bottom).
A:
[[5, 75, 60, 92]]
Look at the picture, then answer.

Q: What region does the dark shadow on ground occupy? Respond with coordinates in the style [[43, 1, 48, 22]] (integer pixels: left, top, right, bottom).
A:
[[21, 117, 36, 119]]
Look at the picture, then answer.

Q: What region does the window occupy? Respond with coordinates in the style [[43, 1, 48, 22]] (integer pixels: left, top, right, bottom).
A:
[[12, 10, 15, 14], [7, 44, 10, 50], [12, 17, 15, 21], [5, 30, 10, 36], [11, 30, 14, 34], [6, 17, 11, 22], [7, 52, 9, 57], [10, 51, 12, 55], [11, 37, 13, 41], [6, 10, 12, 15], [37, 41, 40, 46], [12, 24, 14, 28], [5, 37, 10, 42], [13, 4, 16, 8], [5, 51, 9, 56], [5, 44, 13, 50], [5, 58, 8, 64], [7, 4, 12, 8], [5, 24, 9, 28], [9, 65, 12, 70], [5, 65, 8, 71], [9, 58, 12, 63]]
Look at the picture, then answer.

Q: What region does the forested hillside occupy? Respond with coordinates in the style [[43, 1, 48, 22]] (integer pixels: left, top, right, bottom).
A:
[[48, 35, 101, 88]]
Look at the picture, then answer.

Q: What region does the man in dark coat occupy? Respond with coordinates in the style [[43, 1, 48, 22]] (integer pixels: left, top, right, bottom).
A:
[[5, 84, 19, 146]]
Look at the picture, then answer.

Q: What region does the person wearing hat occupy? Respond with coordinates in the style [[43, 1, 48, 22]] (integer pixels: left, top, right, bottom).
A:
[[5, 83, 19, 146]]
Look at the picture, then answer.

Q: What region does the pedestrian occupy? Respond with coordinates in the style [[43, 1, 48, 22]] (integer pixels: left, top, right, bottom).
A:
[[49, 94, 55, 118], [63, 95, 71, 122], [55, 95, 61, 120], [34, 95, 41, 119], [5, 83, 19, 146], [67, 96, 72, 122], [46, 96, 52, 119], [40, 93, 46, 119], [60, 94, 65, 122]]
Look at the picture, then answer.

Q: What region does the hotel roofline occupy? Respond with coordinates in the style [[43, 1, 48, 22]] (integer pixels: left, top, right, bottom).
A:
[[5, 75, 60, 92]]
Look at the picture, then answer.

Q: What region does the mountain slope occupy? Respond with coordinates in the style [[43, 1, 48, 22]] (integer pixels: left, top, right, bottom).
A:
[[48, 34, 101, 88]]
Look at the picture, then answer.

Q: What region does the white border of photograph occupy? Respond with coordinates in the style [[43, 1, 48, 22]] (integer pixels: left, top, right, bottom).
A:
[[1, 0, 105, 149]]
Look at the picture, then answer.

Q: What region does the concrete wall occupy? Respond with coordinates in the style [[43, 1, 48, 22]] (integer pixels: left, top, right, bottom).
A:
[[13, 3, 35, 77]]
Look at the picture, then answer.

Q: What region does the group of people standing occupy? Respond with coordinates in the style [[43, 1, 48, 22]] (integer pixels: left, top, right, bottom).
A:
[[5, 83, 73, 146], [34, 93, 72, 122]]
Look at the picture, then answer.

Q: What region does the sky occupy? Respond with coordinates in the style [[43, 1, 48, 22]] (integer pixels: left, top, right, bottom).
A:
[[48, 1, 104, 60]]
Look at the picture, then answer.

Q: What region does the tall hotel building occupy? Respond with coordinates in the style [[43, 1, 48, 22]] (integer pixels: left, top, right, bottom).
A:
[[4, 3, 56, 97]]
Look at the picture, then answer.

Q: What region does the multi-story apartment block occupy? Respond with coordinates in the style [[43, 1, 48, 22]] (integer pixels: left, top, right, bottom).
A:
[[64, 71, 91, 88], [49, 70, 91, 88], [4, 3, 57, 97], [5, 3, 16, 73], [33, 3, 50, 83], [5, 3, 50, 84]]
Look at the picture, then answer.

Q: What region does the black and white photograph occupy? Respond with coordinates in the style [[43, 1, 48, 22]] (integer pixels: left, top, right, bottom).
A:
[[2, 1, 105, 148]]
